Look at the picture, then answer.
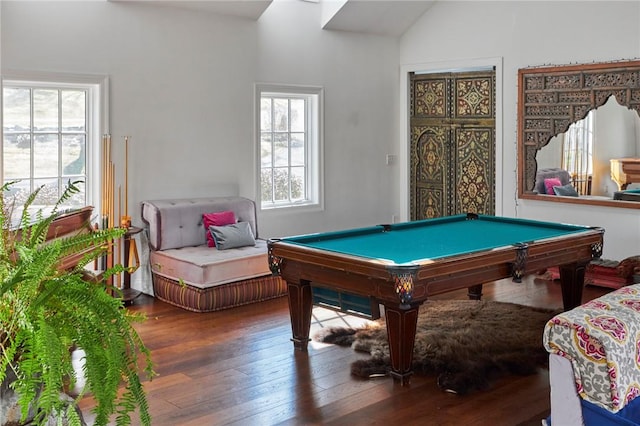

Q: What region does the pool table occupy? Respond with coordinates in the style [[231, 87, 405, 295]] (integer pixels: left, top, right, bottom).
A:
[[267, 214, 604, 384], [613, 188, 640, 202]]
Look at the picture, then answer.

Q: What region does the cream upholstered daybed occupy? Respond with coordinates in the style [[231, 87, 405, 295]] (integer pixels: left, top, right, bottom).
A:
[[544, 284, 640, 425], [140, 197, 286, 312]]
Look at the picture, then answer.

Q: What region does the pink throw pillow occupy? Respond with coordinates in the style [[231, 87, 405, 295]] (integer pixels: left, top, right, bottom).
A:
[[544, 178, 562, 195], [203, 211, 236, 247]]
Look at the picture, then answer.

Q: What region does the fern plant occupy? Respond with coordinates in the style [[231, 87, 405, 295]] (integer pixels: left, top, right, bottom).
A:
[[0, 181, 154, 426]]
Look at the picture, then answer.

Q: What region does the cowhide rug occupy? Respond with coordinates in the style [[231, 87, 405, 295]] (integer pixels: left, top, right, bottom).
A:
[[313, 299, 559, 395]]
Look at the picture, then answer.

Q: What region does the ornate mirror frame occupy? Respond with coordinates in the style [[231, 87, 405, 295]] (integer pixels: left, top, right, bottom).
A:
[[518, 60, 640, 209]]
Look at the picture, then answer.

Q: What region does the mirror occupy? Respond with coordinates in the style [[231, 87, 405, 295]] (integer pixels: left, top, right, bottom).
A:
[[518, 60, 640, 208]]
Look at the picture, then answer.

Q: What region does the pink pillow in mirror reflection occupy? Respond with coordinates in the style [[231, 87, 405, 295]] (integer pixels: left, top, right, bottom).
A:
[[544, 178, 562, 195]]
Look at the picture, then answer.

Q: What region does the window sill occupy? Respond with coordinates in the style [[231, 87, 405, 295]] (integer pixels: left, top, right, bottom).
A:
[[259, 202, 324, 215]]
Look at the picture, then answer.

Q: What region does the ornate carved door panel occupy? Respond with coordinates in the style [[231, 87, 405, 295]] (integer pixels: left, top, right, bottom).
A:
[[410, 70, 496, 220]]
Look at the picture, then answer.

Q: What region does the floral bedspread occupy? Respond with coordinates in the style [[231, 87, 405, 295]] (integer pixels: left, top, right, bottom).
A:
[[543, 284, 640, 413]]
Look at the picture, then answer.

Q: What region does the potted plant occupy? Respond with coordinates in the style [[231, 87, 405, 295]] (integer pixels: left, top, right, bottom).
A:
[[0, 181, 154, 426]]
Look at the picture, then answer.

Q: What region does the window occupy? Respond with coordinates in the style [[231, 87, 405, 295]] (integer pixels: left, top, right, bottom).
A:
[[562, 110, 594, 195], [256, 84, 323, 210], [2, 74, 106, 216]]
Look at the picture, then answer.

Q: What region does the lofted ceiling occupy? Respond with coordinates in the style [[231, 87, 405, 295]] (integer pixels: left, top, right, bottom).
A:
[[109, 0, 274, 21], [109, 0, 436, 37], [322, 1, 436, 37]]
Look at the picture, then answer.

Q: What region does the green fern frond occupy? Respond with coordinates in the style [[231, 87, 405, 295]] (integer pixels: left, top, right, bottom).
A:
[[65, 403, 82, 426], [17, 185, 42, 239], [54, 180, 82, 209], [0, 183, 153, 426]]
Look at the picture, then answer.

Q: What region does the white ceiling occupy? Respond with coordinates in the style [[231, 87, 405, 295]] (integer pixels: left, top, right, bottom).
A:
[[110, 0, 274, 21], [110, 0, 436, 37], [322, 1, 436, 37]]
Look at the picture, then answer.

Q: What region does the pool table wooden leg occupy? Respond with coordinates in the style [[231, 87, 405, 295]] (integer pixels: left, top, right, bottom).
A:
[[383, 302, 422, 385], [558, 260, 589, 310], [467, 284, 483, 300], [286, 279, 313, 350]]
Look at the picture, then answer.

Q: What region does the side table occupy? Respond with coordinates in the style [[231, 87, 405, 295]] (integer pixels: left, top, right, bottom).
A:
[[121, 226, 142, 304]]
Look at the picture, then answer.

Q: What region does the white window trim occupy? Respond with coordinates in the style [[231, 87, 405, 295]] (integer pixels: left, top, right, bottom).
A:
[[254, 82, 324, 213], [1, 70, 109, 215]]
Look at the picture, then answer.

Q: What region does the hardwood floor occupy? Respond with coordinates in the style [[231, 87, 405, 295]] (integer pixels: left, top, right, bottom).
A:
[[80, 277, 611, 425]]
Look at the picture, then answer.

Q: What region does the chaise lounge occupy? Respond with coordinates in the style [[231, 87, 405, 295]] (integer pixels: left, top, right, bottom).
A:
[[140, 197, 287, 312]]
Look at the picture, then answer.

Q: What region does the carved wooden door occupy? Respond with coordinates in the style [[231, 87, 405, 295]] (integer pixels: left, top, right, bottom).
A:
[[409, 70, 496, 220]]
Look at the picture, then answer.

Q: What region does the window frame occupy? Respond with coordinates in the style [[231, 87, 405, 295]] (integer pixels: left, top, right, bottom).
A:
[[1, 71, 108, 215], [255, 83, 324, 212], [559, 109, 594, 196], [561, 109, 594, 178]]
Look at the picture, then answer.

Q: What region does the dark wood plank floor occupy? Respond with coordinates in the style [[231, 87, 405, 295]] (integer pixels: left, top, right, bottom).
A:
[[80, 276, 611, 425]]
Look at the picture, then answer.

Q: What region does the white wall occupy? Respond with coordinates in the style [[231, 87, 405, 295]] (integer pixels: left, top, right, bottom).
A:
[[400, 1, 640, 260], [5, 0, 640, 262], [255, 1, 400, 237], [593, 99, 640, 195], [1, 0, 399, 239]]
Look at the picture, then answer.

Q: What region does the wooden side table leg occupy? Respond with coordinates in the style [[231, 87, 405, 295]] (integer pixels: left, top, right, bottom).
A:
[[121, 227, 142, 304]]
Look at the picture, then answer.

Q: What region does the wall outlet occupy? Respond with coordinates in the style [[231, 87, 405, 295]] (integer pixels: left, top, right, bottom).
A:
[[386, 154, 396, 165]]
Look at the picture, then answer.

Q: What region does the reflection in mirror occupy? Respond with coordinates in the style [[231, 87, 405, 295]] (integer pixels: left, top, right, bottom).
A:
[[518, 60, 640, 208], [537, 97, 640, 198]]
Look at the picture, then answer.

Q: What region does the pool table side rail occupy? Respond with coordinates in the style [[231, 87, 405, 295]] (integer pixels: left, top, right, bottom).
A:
[[418, 229, 603, 297], [391, 214, 594, 234]]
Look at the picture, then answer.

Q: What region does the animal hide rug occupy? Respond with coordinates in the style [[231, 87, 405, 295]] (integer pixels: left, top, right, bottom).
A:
[[313, 299, 559, 394]]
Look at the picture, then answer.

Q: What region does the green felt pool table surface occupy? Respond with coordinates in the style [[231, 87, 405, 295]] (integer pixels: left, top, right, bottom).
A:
[[280, 214, 591, 265]]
